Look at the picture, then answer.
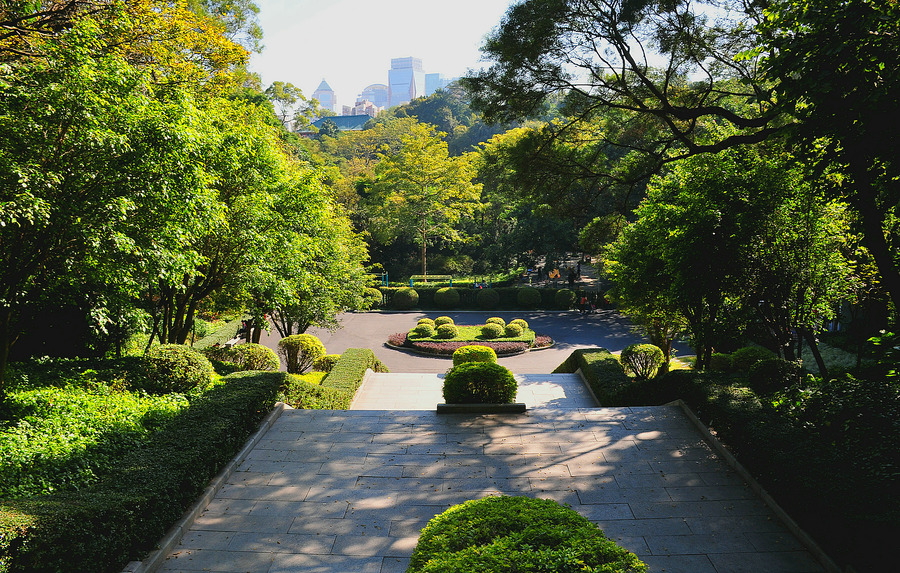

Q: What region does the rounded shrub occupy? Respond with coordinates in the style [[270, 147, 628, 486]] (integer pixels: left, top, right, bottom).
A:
[[436, 323, 459, 339], [412, 323, 436, 338], [408, 496, 647, 573], [393, 287, 419, 309], [481, 322, 504, 339], [443, 362, 517, 404], [749, 358, 803, 395], [731, 346, 776, 371], [313, 354, 342, 373], [516, 286, 541, 308], [509, 318, 529, 330], [434, 316, 455, 327], [554, 288, 576, 309], [452, 345, 498, 366], [708, 352, 735, 372], [227, 343, 280, 371], [417, 317, 436, 327], [476, 288, 500, 310], [144, 344, 215, 394], [504, 323, 523, 337], [277, 334, 326, 374], [620, 343, 666, 380], [486, 316, 506, 327], [434, 287, 461, 309], [363, 287, 383, 309]]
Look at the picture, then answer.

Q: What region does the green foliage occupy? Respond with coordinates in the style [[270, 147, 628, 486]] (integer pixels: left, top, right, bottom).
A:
[[434, 316, 455, 327], [748, 359, 802, 396], [730, 346, 776, 372], [443, 363, 517, 404], [620, 344, 665, 380], [417, 317, 436, 327], [553, 348, 631, 405], [516, 287, 541, 308], [192, 315, 245, 350], [407, 496, 647, 573], [509, 318, 529, 330], [277, 334, 325, 374], [204, 343, 280, 373], [312, 354, 341, 373], [554, 288, 576, 310], [485, 317, 506, 327], [279, 348, 388, 410], [503, 323, 523, 337], [363, 287, 384, 309], [452, 345, 498, 367], [480, 323, 504, 340], [413, 323, 437, 338], [708, 352, 735, 372], [476, 288, 500, 309], [393, 287, 420, 309], [436, 324, 460, 339], [434, 287, 461, 309], [143, 345, 215, 394]]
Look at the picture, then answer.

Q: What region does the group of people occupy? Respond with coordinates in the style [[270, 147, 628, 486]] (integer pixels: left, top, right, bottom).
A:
[[531, 261, 582, 287]]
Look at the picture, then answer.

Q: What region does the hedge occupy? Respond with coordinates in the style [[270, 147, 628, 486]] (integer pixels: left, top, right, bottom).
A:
[[377, 286, 599, 310], [279, 348, 389, 410], [0, 372, 282, 573], [191, 315, 245, 350]]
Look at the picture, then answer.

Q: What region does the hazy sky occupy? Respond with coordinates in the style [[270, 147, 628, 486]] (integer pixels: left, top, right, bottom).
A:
[[249, 0, 517, 109]]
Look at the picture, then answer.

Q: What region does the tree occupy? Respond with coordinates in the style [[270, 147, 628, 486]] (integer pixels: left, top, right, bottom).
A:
[[264, 81, 306, 127], [370, 123, 482, 277]]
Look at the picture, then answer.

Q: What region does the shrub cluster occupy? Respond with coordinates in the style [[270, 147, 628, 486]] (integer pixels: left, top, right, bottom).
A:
[[443, 362, 517, 404], [476, 288, 500, 309], [436, 323, 459, 339], [554, 288, 575, 309], [407, 496, 647, 573], [509, 318, 528, 330], [434, 316, 454, 327], [452, 345, 498, 366], [143, 344, 215, 394], [279, 348, 388, 410], [417, 317, 436, 327], [204, 343, 280, 373], [485, 317, 505, 327], [363, 287, 384, 309], [620, 343, 666, 380], [748, 358, 802, 395], [412, 323, 436, 338], [516, 286, 541, 308], [480, 322, 504, 339], [191, 315, 245, 350], [503, 323, 523, 337], [392, 287, 419, 309], [312, 354, 341, 373], [434, 287, 460, 309], [277, 334, 325, 374]]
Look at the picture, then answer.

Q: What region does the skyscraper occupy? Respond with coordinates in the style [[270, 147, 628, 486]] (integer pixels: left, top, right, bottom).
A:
[[360, 83, 389, 109], [312, 79, 336, 113], [388, 57, 425, 107]]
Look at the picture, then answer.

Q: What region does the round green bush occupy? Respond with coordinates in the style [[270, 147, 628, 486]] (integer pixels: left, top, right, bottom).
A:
[[227, 343, 279, 371], [363, 287, 384, 309], [144, 344, 215, 394], [277, 334, 326, 374], [731, 346, 776, 371], [554, 288, 576, 309], [313, 354, 341, 373], [476, 288, 500, 310], [486, 316, 506, 327], [443, 362, 517, 404], [434, 287, 461, 309], [480, 322, 504, 339], [417, 317, 436, 327], [434, 316, 455, 327], [393, 287, 419, 309], [708, 352, 735, 372], [504, 323, 523, 337], [452, 345, 498, 366], [436, 323, 459, 339], [509, 318, 529, 330], [749, 358, 802, 395], [620, 343, 666, 380], [412, 323, 436, 338], [408, 496, 647, 573], [516, 286, 541, 308]]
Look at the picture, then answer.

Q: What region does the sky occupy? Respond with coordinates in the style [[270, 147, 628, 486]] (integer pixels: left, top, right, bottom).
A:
[[249, 0, 518, 110]]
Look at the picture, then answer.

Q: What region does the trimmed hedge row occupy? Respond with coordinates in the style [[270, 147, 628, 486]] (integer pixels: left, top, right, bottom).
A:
[[279, 348, 389, 410], [0, 371, 283, 573], [191, 315, 245, 350], [378, 286, 592, 310]]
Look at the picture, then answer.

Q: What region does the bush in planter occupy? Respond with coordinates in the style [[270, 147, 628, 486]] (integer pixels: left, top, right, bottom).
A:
[[436, 323, 459, 339], [417, 317, 436, 327], [516, 286, 541, 308], [407, 496, 647, 573], [554, 288, 576, 309], [481, 322, 504, 339], [486, 316, 506, 327], [731, 345, 776, 371], [412, 323, 436, 337], [620, 343, 666, 380], [312, 354, 341, 373], [504, 323, 523, 337], [277, 334, 325, 374], [452, 345, 498, 366], [476, 288, 500, 309], [749, 358, 802, 395], [144, 344, 215, 394], [393, 287, 419, 309], [443, 362, 517, 403], [434, 287, 461, 309], [363, 287, 384, 308], [434, 315, 454, 327], [509, 318, 529, 330]]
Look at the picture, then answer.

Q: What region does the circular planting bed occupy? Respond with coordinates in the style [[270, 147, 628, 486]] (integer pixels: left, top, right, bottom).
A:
[[386, 317, 553, 357]]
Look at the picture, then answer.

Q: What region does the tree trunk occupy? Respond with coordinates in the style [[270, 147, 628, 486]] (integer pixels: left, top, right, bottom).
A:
[[798, 326, 829, 380]]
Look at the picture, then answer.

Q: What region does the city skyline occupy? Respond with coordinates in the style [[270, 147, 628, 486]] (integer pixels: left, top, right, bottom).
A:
[[248, 0, 517, 110]]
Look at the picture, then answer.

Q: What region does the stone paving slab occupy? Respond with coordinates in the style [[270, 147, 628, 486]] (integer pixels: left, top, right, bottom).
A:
[[158, 407, 826, 573]]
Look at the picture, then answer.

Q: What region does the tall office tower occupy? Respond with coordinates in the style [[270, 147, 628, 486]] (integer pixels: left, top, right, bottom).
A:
[[312, 79, 336, 113], [388, 57, 425, 107], [425, 73, 454, 96], [360, 83, 389, 109]]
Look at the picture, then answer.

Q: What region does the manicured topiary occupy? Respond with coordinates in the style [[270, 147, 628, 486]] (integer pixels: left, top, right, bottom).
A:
[[312, 354, 342, 373], [504, 323, 523, 337], [708, 352, 735, 372], [554, 288, 576, 309], [393, 287, 419, 309], [452, 345, 498, 366], [408, 496, 647, 573], [434, 287, 461, 309], [436, 323, 459, 339], [481, 322, 504, 339], [749, 358, 802, 395], [443, 362, 517, 404], [412, 323, 436, 337], [620, 343, 666, 380], [277, 334, 326, 374], [434, 316, 455, 327], [476, 288, 500, 310], [516, 286, 541, 308], [417, 317, 436, 327], [363, 287, 384, 309], [509, 318, 529, 330], [226, 343, 280, 371], [731, 345, 776, 371], [486, 316, 506, 327], [144, 344, 215, 394]]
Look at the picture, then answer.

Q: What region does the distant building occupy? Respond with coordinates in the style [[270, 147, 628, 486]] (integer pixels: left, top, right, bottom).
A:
[[312, 79, 336, 113], [388, 57, 425, 107], [360, 83, 389, 109], [425, 73, 456, 96], [342, 99, 382, 118]]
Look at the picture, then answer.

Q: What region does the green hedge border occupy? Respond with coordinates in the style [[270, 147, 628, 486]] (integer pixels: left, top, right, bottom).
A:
[[279, 348, 389, 410], [191, 315, 246, 350], [378, 286, 604, 311]]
